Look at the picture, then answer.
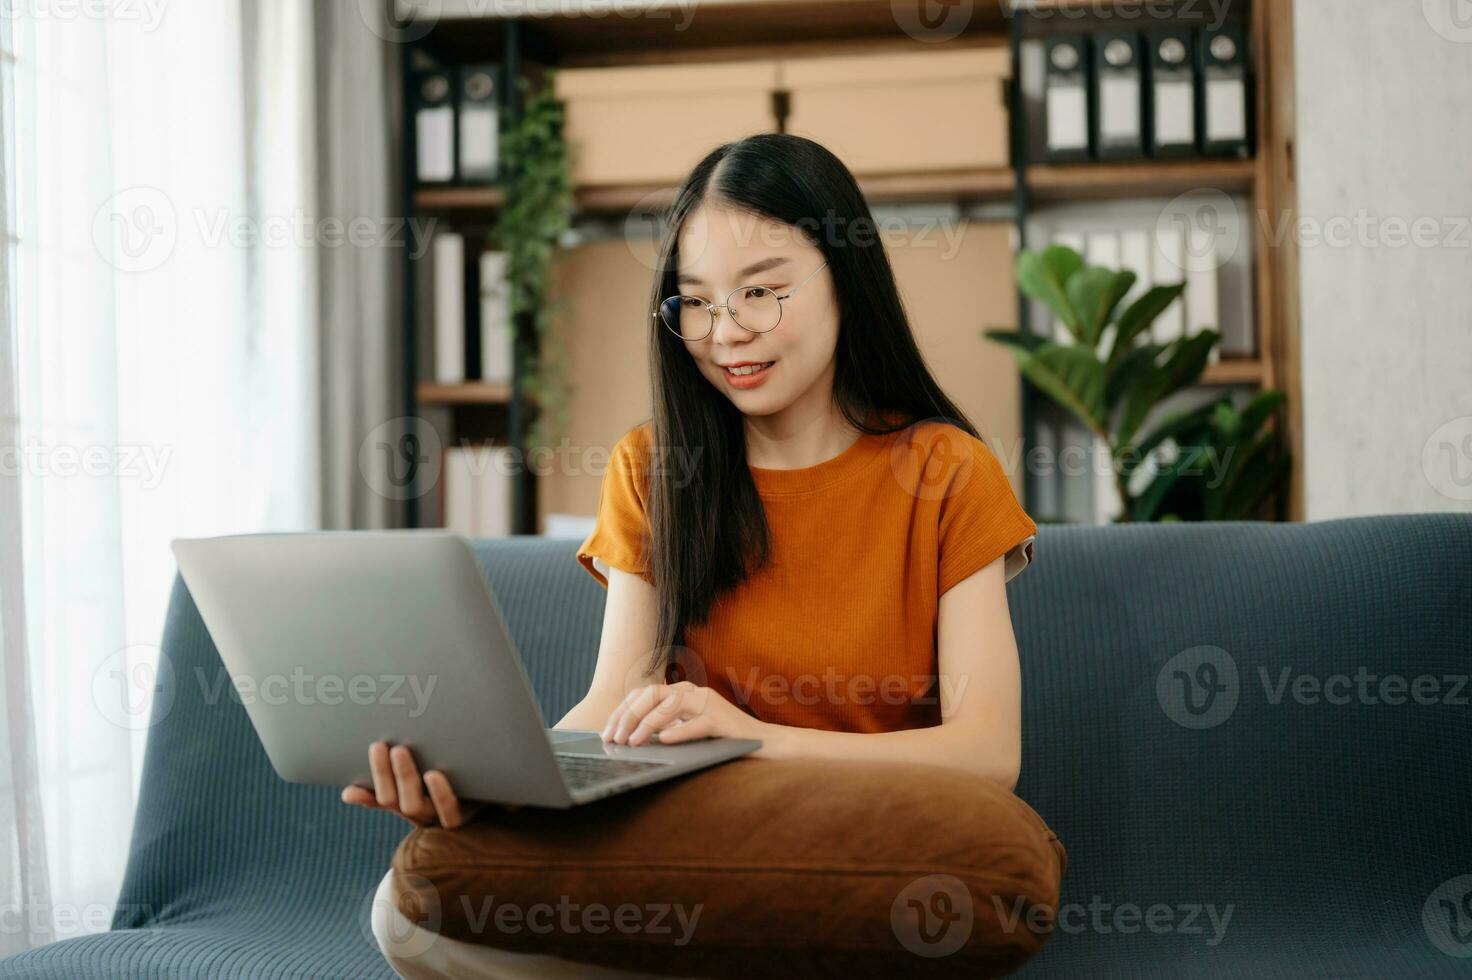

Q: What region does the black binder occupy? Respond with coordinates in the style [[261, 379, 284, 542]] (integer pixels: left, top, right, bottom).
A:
[[1199, 25, 1252, 158], [1146, 29, 1199, 159], [457, 64, 501, 184], [412, 69, 455, 184], [1043, 36, 1092, 163], [1092, 32, 1146, 160]]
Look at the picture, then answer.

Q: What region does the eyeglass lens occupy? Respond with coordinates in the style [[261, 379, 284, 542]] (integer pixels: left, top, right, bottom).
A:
[[658, 286, 782, 341]]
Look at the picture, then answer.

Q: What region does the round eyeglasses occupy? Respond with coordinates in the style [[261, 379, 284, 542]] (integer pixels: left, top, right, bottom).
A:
[[655, 261, 829, 342]]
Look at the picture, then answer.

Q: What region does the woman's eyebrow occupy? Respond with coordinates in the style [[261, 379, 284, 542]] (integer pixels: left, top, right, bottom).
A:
[[677, 256, 791, 288]]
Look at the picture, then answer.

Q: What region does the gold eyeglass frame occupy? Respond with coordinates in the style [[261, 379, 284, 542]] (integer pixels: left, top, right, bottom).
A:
[[654, 260, 830, 341]]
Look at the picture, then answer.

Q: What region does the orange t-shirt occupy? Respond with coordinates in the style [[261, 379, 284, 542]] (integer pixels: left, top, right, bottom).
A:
[[575, 419, 1037, 734]]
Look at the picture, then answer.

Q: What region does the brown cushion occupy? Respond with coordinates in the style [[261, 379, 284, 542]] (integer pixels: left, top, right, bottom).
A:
[[391, 756, 1066, 979]]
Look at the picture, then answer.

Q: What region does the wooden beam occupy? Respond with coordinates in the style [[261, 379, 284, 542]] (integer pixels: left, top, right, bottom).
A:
[[1253, 0, 1303, 521]]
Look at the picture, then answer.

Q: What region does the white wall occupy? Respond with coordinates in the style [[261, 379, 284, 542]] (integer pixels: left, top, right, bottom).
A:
[[1294, 0, 1472, 518]]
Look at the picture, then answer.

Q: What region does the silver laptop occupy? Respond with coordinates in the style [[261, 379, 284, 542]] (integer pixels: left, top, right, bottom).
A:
[[170, 530, 759, 808]]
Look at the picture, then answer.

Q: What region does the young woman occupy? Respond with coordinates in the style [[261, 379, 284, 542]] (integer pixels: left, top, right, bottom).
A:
[[353, 133, 1038, 979]]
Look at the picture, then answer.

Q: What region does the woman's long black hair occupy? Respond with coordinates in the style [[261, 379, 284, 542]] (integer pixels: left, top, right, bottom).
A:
[[641, 133, 981, 676]]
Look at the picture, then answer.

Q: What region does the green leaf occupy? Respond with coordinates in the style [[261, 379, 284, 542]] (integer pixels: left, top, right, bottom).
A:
[[1124, 398, 1227, 479], [1236, 389, 1287, 439], [1215, 452, 1290, 520], [1107, 284, 1185, 367], [1007, 343, 1108, 433], [1208, 429, 1273, 515], [1116, 331, 1220, 450], [983, 328, 1049, 353], [1104, 342, 1161, 411], [1202, 391, 1286, 516], [1131, 444, 1210, 522], [1068, 267, 1136, 348], [1016, 246, 1084, 339]]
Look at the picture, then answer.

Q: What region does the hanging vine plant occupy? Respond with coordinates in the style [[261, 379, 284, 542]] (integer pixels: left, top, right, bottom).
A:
[[491, 70, 574, 451]]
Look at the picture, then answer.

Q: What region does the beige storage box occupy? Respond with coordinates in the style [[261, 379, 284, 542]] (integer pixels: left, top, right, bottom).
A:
[[554, 61, 781, 186], [782, 46, 1011, 175]]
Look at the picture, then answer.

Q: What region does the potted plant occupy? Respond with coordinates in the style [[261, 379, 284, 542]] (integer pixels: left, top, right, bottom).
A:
[[985, 244, 1290, 522], [492, 71, 574, 450]]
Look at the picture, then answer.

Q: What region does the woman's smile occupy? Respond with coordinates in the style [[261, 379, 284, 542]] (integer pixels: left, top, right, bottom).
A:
[[721, 359, 777, 388]]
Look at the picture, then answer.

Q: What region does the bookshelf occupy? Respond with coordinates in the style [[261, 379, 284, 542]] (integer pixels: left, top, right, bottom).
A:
[[1006, 0, 1301, 521], [398, 0, 1301, 530]]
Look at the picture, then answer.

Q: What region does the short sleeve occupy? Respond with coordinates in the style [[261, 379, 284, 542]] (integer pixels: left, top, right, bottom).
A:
[[936, 431, 1038, 595], [576, 427, 655, 589]]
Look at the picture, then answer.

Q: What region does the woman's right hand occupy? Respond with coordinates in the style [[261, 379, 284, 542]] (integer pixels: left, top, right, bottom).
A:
[[340, 741, 482, 829]]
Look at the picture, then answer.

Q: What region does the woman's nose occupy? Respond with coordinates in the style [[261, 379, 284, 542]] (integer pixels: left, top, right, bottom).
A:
[[709, 304, 750, 345]]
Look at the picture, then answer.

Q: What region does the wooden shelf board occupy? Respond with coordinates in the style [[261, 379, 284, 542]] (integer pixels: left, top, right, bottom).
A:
[[418, 0, 1014, 65], [416, 381, 513, 405], [1200, 358, 1264, 386], [857, 167, 1016, 204], [414, 185, 506, 211], [1026, 159, 1256, 202], [418, 168, 1016, 217]]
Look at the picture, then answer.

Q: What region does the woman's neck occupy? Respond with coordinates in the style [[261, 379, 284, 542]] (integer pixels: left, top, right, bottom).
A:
[[742, 410, 863, 472]]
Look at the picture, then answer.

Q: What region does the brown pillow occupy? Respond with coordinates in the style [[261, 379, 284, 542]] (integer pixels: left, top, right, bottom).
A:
[[391, 756, 1066, 979]]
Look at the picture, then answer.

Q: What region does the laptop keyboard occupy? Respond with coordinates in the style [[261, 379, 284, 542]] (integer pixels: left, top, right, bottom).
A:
[[556, 753, 671, 791]]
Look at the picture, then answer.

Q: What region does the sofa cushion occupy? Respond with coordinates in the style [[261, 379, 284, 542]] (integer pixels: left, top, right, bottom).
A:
[[391, 756, 1065, 979]]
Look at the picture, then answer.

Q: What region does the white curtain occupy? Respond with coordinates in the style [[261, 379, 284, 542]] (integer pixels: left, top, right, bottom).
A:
[[1, 2, 320, 953]]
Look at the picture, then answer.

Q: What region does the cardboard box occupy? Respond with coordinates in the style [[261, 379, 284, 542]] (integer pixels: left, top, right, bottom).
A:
[[782, 46, 1011, 175], [554, 61, 782, 186]]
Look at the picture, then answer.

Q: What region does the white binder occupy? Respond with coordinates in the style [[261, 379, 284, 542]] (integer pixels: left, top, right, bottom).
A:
[[433, 233, 465, 384]]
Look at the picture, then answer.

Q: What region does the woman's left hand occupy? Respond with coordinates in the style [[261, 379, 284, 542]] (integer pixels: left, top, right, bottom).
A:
[[601, 681, 767, 747]]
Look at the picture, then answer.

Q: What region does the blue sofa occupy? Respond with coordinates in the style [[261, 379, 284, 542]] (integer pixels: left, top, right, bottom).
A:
[[2, 514, 1469, 978]]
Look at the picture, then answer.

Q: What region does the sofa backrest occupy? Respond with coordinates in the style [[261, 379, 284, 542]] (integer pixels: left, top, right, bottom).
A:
[[119, 517, 1472, 960], [1010, 512, 1472, 961]]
